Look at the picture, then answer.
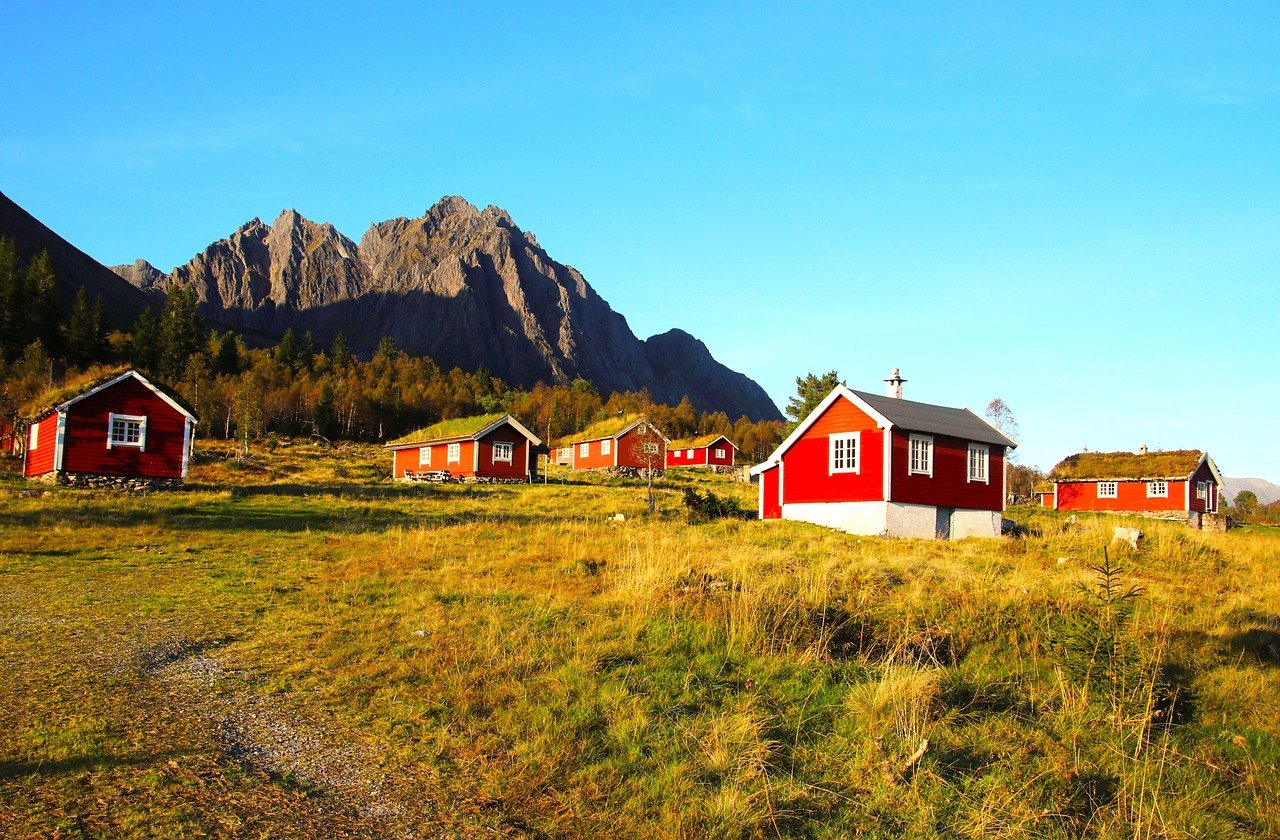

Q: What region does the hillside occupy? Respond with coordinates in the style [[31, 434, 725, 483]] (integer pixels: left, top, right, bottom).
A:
[[0, 189, 151, 330], [1, 443, 1277, 837], [116, 197, 783, 422], [1224, 476, 1280, 506]]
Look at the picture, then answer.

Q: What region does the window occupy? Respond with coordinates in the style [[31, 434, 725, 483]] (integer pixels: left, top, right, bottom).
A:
[[108, 413, 146, 450], [580, 442, 590, 457], [908, 434, 933, 476], [1196, 481, 1208, 500], [493, 441, 513, 463], [1146, 480, 1167, 498], [419, 446, 431, 467], [686, 449, 694, 457], [967, 443, 989, 483], [643, 442, 660, 455], [1098, 481, 1118, 498], [601, 439, 612, 456], [28, 424, 38, 450], [447, 443, 461, 464], [829, 432, 859, 474], [713, 448, 725, 459]]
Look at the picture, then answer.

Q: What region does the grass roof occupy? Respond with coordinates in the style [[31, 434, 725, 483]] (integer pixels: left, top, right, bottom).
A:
[[1048, 449, 1204, 481], [20, 365, 196, 420], [667, 434, 734, 450], [387, 413, 508, 446], [562, 414, 648, 445]]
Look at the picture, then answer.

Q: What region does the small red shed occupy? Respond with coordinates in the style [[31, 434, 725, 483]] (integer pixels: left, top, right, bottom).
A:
[[561, 415, 669, 472], [749, 373, 1015, 539], [1044, 448, 1222, 524], [22, 368, 197, 489], [665, 434, 738, 469], [386, 413, 542, 482]]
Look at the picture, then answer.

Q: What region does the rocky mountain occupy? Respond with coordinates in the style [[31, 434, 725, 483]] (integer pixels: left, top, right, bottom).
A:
[[1222, 477, 1280, 506], [120, 197, 783, 421], [0, 189, 151, 330]]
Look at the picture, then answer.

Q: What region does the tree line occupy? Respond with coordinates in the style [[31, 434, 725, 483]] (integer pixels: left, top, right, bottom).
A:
[[0, 241, 784, 460]]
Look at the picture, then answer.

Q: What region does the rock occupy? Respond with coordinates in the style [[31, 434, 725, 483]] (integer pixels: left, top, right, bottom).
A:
[[412, 629, 431, 638], [1112, 526, 1143, 550], [126, 197, 783, 421]]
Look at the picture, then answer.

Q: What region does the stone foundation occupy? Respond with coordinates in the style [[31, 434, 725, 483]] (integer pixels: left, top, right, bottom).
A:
[[46, 471, 184, 492]]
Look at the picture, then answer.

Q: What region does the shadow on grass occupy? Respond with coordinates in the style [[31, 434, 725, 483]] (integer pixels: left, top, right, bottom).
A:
[[0, 749, 191, 782]]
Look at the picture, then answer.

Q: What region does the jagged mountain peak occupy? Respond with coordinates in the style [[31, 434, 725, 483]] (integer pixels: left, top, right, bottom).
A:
[[110, 196, 782, 421]]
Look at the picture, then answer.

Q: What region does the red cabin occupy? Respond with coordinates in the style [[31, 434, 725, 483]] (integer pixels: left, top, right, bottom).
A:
[[665, 434, 738, 469], [386, 413, 541, 482], [561, 415, 669, 471], [750, 375, 1015, 539], [1043, 448, 1222, 524], [22, 368, 197, 489]]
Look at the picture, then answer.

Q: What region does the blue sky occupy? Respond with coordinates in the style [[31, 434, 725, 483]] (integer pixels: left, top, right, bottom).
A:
[[3, 2, 1278, 479]]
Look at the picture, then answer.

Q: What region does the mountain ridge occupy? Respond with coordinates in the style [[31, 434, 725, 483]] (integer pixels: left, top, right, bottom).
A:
[[116, 197, 783, 422]]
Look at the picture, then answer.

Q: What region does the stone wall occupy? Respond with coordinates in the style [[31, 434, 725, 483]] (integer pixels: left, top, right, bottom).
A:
[[53, 472, 184, 492]]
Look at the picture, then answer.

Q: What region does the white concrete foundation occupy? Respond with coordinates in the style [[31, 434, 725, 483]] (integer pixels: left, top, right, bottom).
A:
[[780, 501, 1002, 539]]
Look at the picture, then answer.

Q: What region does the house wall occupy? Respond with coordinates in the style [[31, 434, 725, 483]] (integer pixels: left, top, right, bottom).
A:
[[666, 446, 707, 467], [1189, 460, 1218, 513], [393, 440, 478, 477], [476, 424, 531, 480], [780, 395, 885, 505], [707, 439, 736, 466], [571, 436, 616, 470], [889, 431, 1005, 512], [614, 426, 666, 470], [61, 379, 187, 479], [759, 466, 781, 519], [783, 501, 889, 534], [1056, 479, 1188, 513], [22, 413, 60, 477]]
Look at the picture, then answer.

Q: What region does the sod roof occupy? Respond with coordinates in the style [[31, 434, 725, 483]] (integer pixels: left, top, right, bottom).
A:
[[1048, 449, 1205, 481], [21, 366, 196, 421], [667, 434, 735, 450], [387, 413, 509, 447], [562, 414, 652, 445]]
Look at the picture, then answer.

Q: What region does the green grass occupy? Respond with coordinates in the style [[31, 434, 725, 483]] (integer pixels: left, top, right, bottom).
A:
[[1, 444, 1278, 837]]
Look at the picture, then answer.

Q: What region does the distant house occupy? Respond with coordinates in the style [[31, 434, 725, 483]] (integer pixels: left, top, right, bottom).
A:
[[385, 413, 542, 482], [750, 371, 1015, 539], [665, 434, 737, 469], [561, 415, 669, 471], [22, 368, 197, 489], [1043, 447, 1223, 523]]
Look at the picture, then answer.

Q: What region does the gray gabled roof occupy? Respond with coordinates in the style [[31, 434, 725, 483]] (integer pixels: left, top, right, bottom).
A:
[[850, 390, 1016, 448]]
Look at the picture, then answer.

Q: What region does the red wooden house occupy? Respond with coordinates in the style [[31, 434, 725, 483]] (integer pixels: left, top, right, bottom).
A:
[[386, 413, 541, 482], [1042, 448, 1222, 524], [665, 434, 738, 469], [22, 368, 197, 489], [750, 373, 1015, 538], [561, 415, 669, 471]]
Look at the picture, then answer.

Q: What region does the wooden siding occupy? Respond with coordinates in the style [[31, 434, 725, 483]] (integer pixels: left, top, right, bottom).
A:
[[571, 436, 616, 470], [392, 420, 534, 480], [23, 413, 59, 477], [476, 424, 531, 480], [60, 378, 188, 479], [780, 394, 885, 505], [665, 438, 736, 468], [760, 465, 782, 519], [889, 431, 1005, 512], [1189, 459, 1218, 513], [615, 426, 666, 469], [1056, 479, 1189, 513]]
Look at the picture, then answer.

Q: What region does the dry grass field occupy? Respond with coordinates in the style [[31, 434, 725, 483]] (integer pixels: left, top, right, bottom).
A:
[[1, 438, 1278, 838]]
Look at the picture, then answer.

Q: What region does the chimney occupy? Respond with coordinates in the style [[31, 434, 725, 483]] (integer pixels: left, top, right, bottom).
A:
[[1138, 444, 1148, 455], [884, 368, 906, 399]]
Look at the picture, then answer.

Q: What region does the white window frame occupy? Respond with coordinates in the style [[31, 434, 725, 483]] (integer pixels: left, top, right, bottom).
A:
[[1195, 481, 1208, 500], [1146, 480, 1167, 498], [29, 424, 38, 450], [829, 431, 860, 474], [107, 413, 147, 451], [686, 448, 694, 457], [643, 442, 660, 455], [493, 441, 514, 463], [908, 434, 933, 477], [713, 448, 725, 459], [579, 442, 590, 457], [1097, 481, 1118, 499], [419, 446, 432, 467], [447, 442, 461, 464], [601, 439, 612, 456], [967, 443, 989, 483]]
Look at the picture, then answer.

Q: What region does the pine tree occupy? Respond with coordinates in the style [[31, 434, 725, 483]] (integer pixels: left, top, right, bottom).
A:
[[314, 381, 338, 439], [66, 287, 106, 365], [330, 331, 351, 370], [131, 308, 161, 372], [300, 330, 316, 371], [375, 335, 399, 362], [25, 251, 61, 357], [160, 285, 206, 381], [275, 328, 298, 370], [213, 331, 241, 375], [0, 236, 21, 361], [785, 371, 842, 432]]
